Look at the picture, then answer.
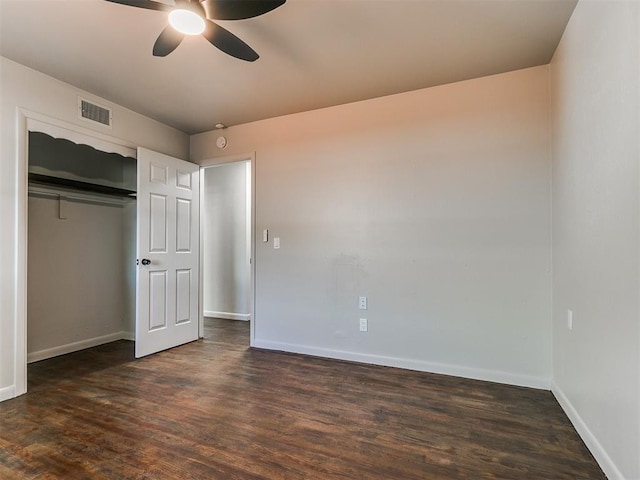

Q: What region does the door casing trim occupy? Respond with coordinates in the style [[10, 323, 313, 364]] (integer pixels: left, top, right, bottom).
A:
[[198, 153, 256, 346]]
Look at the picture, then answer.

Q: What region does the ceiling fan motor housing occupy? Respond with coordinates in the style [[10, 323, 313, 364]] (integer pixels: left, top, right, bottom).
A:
[[104, 0, 286, 61]]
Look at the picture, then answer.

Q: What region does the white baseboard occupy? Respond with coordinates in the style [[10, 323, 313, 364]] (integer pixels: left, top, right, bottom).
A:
[[27, 331, 130, 363], [0, 385, 16, 402], [204, 310, 250, 321], [252, 339, 550, 390], [551, 381, 623, 480]]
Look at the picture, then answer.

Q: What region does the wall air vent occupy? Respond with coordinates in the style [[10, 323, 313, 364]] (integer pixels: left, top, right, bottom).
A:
[[78, 97, 112, 128]]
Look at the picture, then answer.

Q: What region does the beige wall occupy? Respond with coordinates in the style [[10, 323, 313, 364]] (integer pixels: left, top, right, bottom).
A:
[[550, 2, 640, 479], [192, 65, 552, 388], [0, 57, 189, 400]]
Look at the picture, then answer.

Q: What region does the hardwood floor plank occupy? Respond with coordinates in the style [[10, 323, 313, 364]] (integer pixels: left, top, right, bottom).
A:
[[0, 318, 605, 479]]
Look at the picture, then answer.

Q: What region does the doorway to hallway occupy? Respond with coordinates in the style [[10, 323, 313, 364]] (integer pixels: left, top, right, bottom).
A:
[[201, 160, 252, 339]]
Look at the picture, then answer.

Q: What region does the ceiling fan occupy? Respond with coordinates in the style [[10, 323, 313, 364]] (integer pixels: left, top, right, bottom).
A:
[[104, 0, 286, 61]]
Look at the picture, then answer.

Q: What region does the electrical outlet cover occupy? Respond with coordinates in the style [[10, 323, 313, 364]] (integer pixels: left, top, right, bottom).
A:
[[359, 296, 367, 310]]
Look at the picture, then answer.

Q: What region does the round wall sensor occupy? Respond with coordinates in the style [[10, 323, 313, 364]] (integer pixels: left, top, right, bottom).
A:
[[216, 136, 228, 149]]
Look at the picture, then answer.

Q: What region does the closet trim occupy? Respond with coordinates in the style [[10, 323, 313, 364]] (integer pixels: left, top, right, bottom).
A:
[[28, 118, 136, 158]]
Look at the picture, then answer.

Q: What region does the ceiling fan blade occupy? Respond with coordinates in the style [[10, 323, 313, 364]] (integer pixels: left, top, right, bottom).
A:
[[103, 0, 171, 12], [153, 26, 184, 57], [202, 0, 285, 20], [203, 20, 259, 62]]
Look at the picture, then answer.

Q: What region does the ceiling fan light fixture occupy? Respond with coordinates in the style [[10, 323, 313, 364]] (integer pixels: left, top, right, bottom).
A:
[[168, 9, 205, 35]]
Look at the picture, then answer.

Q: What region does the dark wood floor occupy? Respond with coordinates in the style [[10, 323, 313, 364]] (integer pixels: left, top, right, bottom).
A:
[[1, 318, 604, 479]]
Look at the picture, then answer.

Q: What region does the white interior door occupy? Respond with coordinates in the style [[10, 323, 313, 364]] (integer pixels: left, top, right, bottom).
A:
[[136, 147, 200, 358]]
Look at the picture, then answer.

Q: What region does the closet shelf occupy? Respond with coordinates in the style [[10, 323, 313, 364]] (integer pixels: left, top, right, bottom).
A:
[[28, 173, 136, 198]]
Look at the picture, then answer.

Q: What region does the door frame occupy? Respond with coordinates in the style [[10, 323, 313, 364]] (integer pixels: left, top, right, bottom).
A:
[[198, 152, 256, 345], [15, 109, 138, 396]]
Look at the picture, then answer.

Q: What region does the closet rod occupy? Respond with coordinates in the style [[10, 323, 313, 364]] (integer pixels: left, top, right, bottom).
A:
[[28, 172, 136, 198]]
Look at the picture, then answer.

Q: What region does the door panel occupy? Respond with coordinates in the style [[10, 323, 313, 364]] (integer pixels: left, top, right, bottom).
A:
[[176, 198, 191, 252], [149, 271, 168, 330], [176, 269, 192, 324], [136, 147, 199, 358], [150, 163, 168, 184], [150, 194, 168, 252], [176, 170, 192, 189]]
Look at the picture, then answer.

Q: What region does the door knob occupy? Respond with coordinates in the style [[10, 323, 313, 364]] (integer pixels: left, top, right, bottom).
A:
[[141, 258, 151, 266]]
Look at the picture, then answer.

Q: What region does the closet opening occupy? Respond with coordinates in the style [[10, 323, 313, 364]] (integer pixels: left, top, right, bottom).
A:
[[26, 129, 137, 379]]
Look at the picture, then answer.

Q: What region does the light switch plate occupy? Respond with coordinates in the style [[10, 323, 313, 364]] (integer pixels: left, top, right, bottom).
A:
[[274, 237, 280, 249]]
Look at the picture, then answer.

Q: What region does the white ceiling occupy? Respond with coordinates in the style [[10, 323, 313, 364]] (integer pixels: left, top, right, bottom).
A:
[[0, 0, 576, 134]]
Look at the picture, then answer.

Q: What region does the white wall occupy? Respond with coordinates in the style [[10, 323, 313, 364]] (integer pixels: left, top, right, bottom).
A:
[[192, 66, 552, 388], [27, 195, 130, 360], [0, 57, 189, 400], [202, 161, 251, 319], [550, 2, 640, 479]]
